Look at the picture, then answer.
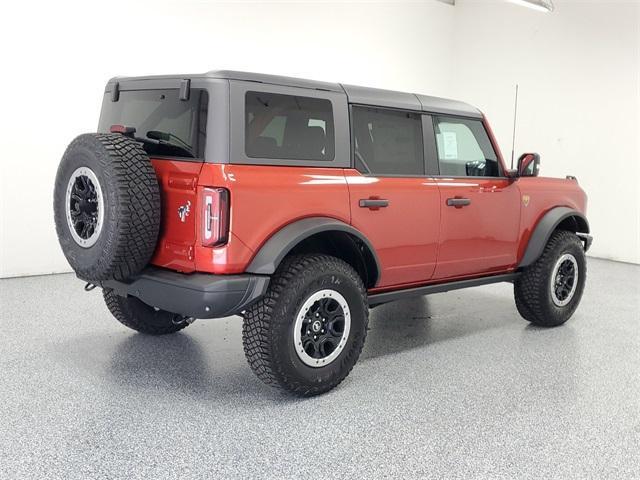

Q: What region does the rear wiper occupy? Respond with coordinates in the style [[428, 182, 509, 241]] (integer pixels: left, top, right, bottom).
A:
[[137, 135, 195, 158], [109, 125, 195, 158], [147, 130, 194, 154]]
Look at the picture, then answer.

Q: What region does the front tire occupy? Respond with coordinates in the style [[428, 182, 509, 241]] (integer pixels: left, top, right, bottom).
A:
[[103, 289, 190, 335], [242, 254, 369, 396], [515, 230, 587, 327]]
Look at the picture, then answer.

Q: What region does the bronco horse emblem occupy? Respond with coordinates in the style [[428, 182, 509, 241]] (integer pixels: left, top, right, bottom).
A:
[[178, 201, 191, 222]]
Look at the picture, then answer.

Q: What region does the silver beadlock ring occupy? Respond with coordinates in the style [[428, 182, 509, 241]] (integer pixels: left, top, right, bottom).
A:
[[293, 289, 351, 368], [65, 167, 104, 248], [550, 253, 579, 307]]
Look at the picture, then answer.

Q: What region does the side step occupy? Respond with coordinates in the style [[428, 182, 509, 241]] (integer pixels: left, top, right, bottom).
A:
[[368, 273, 520, 306]]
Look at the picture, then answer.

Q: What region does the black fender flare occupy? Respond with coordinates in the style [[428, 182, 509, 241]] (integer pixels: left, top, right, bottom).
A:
[[245, 217, 381, 285], [518, 206, 590, 268]]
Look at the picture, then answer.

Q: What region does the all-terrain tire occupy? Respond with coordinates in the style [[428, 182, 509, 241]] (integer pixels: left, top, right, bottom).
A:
[[514, 230, 586, 327], [103, 289, 189, 335], [242, 254, 369, 396], [53, 133, 160, 282]]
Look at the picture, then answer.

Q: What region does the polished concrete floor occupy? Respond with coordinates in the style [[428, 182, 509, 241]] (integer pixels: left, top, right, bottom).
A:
[[0, 258, 638, 479]]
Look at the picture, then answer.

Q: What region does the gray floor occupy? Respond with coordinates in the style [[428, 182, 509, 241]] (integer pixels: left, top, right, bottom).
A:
[[0, 258, 638, 479]]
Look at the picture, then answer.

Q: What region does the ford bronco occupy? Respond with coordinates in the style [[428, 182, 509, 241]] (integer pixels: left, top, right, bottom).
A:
[[54, 71, 592, 396]]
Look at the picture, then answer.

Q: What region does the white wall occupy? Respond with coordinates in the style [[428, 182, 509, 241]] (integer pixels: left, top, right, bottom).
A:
[[448, 0, 640, 264], [0, 0, 455, 278], [1, 0, 638, 278]]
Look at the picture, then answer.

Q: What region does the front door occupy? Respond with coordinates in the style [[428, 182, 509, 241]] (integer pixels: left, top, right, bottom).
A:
[[347, 106, 440, 288], [429, 115, 521, 279]]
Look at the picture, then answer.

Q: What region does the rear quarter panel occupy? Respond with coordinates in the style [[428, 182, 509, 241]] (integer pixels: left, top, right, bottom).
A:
[[516, 176, 588, 263], [197, 164, 351, 274]]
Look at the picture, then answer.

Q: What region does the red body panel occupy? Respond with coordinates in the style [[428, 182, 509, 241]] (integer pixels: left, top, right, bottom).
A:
[[433, 178, 521, 279], [345, 170, 440, 287], [515, 176, 587, 262], [149, 158, 587, 291], [150, 159, 202, 273], [195, 164, 351, 274]]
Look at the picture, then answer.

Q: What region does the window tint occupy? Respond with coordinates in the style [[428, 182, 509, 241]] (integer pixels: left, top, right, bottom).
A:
[[433, 116, 500, 177], [352, 106, 424, 176], [245, 91, 334, 161], [98, 89, 208, 158]]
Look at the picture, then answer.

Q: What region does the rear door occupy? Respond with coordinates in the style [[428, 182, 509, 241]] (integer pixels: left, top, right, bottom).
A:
[[347, 106, 440, 288], [428, 115, 521, 279]]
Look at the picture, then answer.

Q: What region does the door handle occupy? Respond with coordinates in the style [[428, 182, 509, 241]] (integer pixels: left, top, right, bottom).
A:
[[446, 197, 471, 208], [359, 198, 389, 209]]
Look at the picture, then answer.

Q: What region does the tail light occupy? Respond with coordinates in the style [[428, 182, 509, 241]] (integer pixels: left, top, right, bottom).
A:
[[201, 187, 229, 247]]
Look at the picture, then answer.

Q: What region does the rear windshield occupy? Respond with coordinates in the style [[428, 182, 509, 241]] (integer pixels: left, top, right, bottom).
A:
[[98, 88, 208, 159]]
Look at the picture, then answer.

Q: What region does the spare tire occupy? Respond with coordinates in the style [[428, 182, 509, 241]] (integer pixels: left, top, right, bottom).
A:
[[53, 133, 161, 282]]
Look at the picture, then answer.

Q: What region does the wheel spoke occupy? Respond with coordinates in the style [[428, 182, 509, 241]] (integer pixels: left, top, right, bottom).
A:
[[319, 338, 336, 357]]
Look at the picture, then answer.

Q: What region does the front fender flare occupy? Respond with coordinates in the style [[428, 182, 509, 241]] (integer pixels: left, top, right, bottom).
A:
[[518, 207, 590, 268], [245, 217, 381, 284]]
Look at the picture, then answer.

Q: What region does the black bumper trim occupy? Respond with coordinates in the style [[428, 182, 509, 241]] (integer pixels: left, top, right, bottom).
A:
[[102, 267, 270, 319]]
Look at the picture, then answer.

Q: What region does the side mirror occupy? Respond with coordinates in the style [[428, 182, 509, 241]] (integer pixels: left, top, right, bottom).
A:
[[517, 153, 540, 177]]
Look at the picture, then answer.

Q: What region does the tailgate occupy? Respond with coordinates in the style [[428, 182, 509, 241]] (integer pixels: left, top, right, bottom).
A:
[[150, 159, 203, 272]]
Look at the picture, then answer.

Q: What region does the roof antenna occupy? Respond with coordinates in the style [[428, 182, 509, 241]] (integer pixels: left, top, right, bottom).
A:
[[510, 84, 519, 169]]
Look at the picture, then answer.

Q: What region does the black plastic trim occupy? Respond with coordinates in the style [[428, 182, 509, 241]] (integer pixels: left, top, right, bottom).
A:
[[111, 82, 120, 102], [179, 79, 191, 101], [368, 273, 520, 306], [101, 267, 270, 319], [518, 207, 590, 268], [577, 232, 593, 252], [245, 217, 382, 286]]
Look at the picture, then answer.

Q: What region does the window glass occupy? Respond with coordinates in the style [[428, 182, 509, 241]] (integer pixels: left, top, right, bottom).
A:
[[98, 88, 208, 158], [433, 116, 500, 177], [245, 91, 334, 161], [351, 106, 424, 176]]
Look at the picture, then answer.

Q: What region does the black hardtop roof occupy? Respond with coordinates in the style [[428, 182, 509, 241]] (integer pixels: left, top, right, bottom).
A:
[[106, 70, 482, 118]]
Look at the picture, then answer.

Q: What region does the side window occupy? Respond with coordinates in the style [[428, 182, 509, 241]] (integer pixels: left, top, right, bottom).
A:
[[433, 116, 500, 177], [352, 106, 424, 176], [245, 91, 335, 161]]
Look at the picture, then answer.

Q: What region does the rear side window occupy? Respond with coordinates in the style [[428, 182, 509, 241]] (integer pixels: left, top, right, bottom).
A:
[[98, 88, 208, 158], [351, 106, 424, 176], [245, 91, 335, 161], [433, 116, 500, 177]]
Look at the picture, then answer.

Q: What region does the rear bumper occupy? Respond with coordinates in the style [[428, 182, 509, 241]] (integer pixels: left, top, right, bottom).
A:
[[102, 267, 270, 319]]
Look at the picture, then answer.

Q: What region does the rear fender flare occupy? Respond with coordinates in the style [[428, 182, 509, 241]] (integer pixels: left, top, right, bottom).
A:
[[245, 217, 381, 286], [518, 207, 590, 268]]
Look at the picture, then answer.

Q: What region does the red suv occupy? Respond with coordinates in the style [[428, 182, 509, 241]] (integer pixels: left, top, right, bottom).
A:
[[54, 71, 592, 396]]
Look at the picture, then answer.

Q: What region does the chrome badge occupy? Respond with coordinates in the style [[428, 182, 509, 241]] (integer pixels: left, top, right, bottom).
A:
[[178, 201, 191, 222], [522, 195, 530, 207]]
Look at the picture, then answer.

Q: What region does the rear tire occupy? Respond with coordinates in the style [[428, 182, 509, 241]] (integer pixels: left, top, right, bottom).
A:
[[103, 289, 190, 335], [514, 230, 586, 327], [242, 254, 368, 396]]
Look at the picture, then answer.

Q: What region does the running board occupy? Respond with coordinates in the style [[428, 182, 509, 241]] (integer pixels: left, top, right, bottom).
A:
[[368, 273, 520, 306]]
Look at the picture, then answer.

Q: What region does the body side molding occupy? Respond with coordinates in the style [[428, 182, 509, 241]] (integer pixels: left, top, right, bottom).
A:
[[518, 206, 590, 268], [245, 217, 381, 285]]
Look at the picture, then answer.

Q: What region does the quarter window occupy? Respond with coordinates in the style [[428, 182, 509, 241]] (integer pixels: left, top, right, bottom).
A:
[[245, 91, 334, 161], [351, 106, 424, 176], [433, 116, 500, 177]]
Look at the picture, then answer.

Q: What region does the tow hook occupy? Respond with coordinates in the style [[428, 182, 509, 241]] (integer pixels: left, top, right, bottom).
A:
[[84, 282, 97, 292], [172, 315, 196, 326]]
